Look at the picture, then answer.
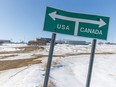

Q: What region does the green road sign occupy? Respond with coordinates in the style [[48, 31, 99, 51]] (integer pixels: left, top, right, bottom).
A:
[[43, 7, 110, 40]]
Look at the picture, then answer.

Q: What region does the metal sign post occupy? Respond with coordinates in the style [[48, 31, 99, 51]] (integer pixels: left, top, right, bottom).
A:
[[85, 39, 97, 87], [43, 33, 56, 87]]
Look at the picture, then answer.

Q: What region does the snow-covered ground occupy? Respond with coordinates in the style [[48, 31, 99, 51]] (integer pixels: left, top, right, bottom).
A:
[[0, 65, 44, 87], [0, 44, 116, 87]]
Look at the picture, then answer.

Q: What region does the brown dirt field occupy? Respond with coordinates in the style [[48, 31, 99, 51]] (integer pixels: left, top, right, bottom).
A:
[[65, 52, 114, 56], [0, 58, 42, 71], [0, 50, 114, 71], [33, 52, 115, 58]]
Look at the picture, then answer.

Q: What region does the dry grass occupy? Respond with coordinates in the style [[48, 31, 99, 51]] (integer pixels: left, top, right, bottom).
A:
[[32, 54, 65, 58], [40, 80, 53, 87], [0, 55, 18, 59], [48, 80, 53, 87], [52, 61, 58, 66], [33, 52, 115, 59], [65, 52, 114, 56], [0, 58, 42, 71]]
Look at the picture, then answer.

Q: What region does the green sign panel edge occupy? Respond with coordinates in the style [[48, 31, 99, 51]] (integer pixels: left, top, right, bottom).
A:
[[43, 7, 110, 40]]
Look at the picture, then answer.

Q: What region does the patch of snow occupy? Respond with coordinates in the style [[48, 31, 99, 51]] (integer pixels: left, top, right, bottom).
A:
[[0, 44, 27, 52], [2, 43, 27, 47], [50, 54, 116, 87], [0, 65, 44, 87]]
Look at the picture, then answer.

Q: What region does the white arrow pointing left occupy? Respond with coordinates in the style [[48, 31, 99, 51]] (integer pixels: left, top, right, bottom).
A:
[[49, 11, 77, 22]]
